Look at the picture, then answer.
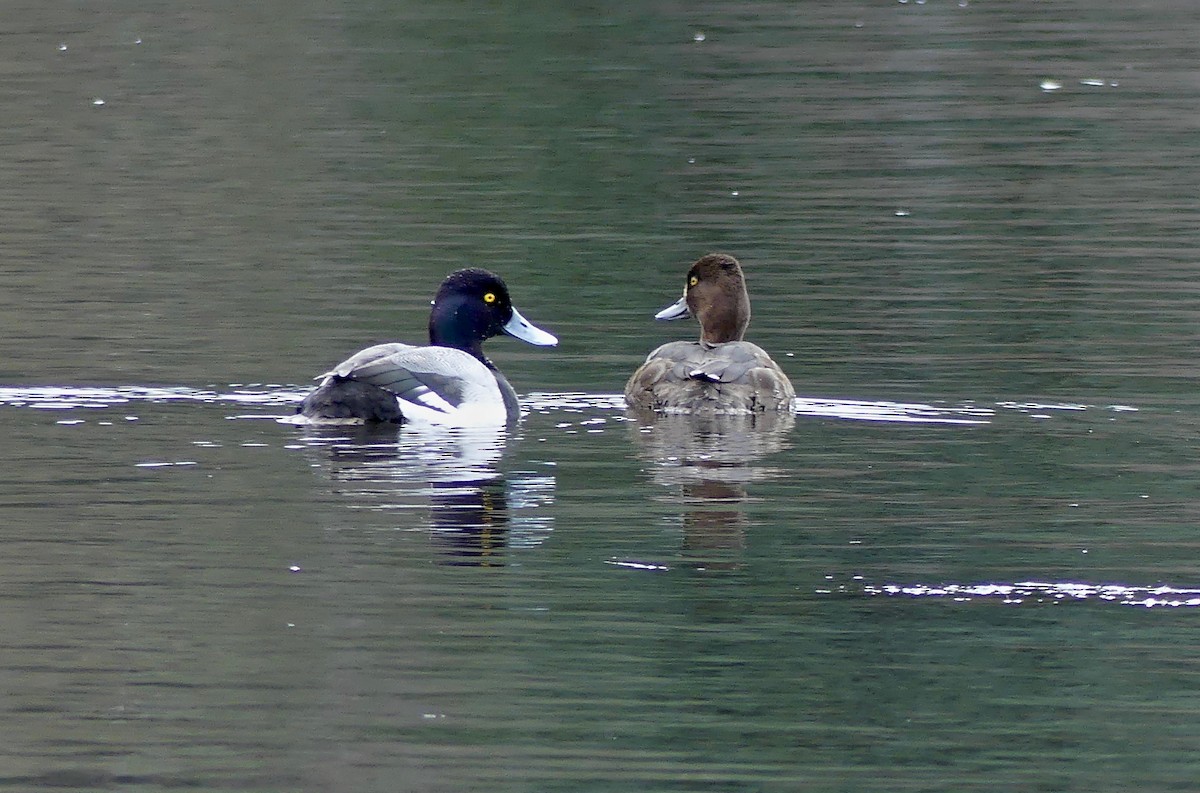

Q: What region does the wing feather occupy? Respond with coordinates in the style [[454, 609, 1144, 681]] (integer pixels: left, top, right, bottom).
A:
[[323, 343, 504, 422]]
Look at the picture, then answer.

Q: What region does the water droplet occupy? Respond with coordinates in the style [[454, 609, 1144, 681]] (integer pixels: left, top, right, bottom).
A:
[[92, 98, 105, 106], [1040, 79, 1062, 91], [692, 31, 706, 42]]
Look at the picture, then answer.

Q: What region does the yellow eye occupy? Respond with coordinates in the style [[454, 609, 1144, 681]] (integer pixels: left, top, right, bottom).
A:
[[689, 276, 698, 287], [483, 292, 497, 304]]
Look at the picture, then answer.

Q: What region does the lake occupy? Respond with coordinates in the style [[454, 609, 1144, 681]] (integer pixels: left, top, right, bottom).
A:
[[2, 1, 1200, 790]]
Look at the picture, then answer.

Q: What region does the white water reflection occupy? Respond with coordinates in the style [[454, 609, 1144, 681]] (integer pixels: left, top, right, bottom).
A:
[[0, 385, 1145, 430], [792, 397, 992, 424], [0, 385, 307, 410], [295, 423, 509, 485], [859, 581, 1200, 609], [290, 423, 554, 565]]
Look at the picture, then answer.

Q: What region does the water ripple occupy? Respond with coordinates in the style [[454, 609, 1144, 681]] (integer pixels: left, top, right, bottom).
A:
[[0, 385, 1140, 426], [858, 581, 1200, 608], [792, 397, 992, 424], [0, 385, 307, 410]]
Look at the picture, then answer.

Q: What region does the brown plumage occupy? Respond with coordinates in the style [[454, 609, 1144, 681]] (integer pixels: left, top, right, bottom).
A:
[[624, 254, 795, 415]]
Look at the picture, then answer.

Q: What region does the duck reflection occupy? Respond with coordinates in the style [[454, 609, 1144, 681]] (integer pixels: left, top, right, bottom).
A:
[[628, 410, 794, 569], [295, 423, 553, 566]]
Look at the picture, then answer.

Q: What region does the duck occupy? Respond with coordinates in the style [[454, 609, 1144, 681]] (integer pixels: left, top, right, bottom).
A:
[[624, 253, 795, 415], [298, 268, 557, 426]]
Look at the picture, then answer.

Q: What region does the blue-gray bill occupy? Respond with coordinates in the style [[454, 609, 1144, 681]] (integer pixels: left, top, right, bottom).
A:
[[503, 307, 558, 346], [654, 296, 689, 321]]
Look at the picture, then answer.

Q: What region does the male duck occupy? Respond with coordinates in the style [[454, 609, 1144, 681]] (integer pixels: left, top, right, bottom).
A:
[[624, 253, 795, 415], [299, 268, 557, 426]]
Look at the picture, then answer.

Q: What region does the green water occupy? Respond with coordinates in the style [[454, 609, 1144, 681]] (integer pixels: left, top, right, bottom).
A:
[[2, 1, 1199, 790]]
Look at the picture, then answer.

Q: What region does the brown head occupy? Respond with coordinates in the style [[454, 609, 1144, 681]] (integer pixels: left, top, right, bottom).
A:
[[655, 253, 752, 346]]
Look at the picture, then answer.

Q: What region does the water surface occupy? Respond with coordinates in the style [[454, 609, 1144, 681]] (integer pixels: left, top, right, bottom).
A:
[[3, 1, 1200, 790]]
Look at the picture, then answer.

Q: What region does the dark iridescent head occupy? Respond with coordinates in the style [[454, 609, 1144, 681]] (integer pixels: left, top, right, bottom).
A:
[[429, 268, 557, 363]]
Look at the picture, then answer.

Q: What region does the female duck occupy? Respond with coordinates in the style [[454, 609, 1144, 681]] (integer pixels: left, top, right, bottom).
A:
[[624, 254, 795, 415], [299, 268, 557, 426]]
